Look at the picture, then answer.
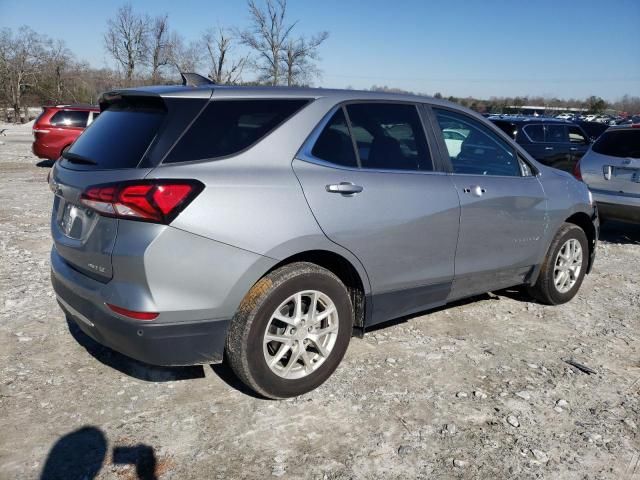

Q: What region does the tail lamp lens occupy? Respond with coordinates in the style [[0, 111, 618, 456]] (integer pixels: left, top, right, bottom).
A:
[[81, 180, 203, 223], [573, 160, 582, 181]]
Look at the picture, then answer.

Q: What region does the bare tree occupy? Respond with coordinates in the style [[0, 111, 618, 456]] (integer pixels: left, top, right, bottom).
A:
[[202, 27, 247, 84], [239, 0, 297, 85], [282, 31, 328, 86], [167, 32, 202, 74], [0, 26, 47, 122], [104, 3, 150, 83], [149, 14, 171, 82]]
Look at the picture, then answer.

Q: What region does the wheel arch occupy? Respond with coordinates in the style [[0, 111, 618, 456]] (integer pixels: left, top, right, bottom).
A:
[[264, 249, 369, 332], [565, 211, 596, 273]]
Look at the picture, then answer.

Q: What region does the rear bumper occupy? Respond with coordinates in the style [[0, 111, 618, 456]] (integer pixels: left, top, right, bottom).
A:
[[32, 140, 60, 160], [592, 190, 640, 223], [51, 249, 230, 366]]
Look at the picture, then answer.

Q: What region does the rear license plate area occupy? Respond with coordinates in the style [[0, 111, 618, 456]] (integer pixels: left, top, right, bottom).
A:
[[613, 167, 640, 183]]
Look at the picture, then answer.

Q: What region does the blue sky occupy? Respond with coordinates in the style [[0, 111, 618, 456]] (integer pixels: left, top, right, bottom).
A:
[[1, 0, 638, 100]]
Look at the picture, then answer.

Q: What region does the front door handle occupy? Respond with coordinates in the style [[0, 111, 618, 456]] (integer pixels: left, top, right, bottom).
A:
[[545, 147, 554, 151], [326, 182, 363, 195], [570, 147, 578, 151], [463, 185, 486, 197]]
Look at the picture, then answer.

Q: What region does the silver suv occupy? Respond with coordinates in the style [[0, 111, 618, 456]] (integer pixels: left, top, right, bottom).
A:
[[576, 125, 640, 223], [50, 83, 598, 398]]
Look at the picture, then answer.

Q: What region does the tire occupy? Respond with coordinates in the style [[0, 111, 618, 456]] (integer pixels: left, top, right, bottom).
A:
[[528, 223, 589, 305], [225, 262, 353, 399]]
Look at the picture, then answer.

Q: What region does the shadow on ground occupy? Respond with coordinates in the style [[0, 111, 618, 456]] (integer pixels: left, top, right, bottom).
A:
[[40, 426, 160, 480], [599, 220, 640, 245], [36, 159, 55, 168]]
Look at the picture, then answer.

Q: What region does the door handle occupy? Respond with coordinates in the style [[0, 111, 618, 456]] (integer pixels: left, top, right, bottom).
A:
[[544, 147, 554, 151], [326, 182, 363, 195], [570, 147, 578, 151], [463, 185, 486, 197], [603, 165, 612, 180]]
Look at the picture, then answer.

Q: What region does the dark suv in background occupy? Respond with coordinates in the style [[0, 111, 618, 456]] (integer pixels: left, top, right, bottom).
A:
[[490, 117, 591, 173], [32, 104, 99, 160]]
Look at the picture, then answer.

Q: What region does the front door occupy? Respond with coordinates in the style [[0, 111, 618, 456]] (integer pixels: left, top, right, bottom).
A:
[[293, 102, 460, 325], [431, 108, 548, 299]]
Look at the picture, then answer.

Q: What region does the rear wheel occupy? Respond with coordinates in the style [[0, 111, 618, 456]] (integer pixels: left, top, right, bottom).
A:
[[225, 262, 353, 399], [528, 223, 588, 305]]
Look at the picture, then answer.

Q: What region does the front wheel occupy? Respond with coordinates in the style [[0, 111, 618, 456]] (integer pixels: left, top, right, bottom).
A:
[[225, 262, 353, 399], [528, 223, 588, 305]]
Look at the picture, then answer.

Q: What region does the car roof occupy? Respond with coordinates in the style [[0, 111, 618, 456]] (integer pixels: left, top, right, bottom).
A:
[[101, 83, 463, 109]]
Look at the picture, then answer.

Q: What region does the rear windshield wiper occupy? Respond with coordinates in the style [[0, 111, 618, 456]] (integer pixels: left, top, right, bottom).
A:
[[62, 151, 97, 165]]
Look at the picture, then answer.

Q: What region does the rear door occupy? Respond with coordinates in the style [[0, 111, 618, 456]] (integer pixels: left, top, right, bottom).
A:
[[50, 92, 208, 281], [582, 128, 640, 196], [431, 108, 547, 299], [293, 102, 460, 324]]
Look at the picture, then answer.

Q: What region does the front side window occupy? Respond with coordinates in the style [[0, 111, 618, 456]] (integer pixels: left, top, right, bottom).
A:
[[311, 108, 357, 168], [165, 99, 309, 163], [345, 103, 432, 171], [545, 124, 568, 143], [50, 110, 89, 127], [434, 109, 521, 177]]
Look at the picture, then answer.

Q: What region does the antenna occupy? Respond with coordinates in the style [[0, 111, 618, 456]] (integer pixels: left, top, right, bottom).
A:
[[180, 72, 215, 87]]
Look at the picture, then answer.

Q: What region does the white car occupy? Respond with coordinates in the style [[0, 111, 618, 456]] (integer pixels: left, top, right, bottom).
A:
[[577, 125, 640, 223]]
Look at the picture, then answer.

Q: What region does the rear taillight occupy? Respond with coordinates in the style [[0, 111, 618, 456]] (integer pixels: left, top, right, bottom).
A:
[[573, 159, 583, 181], [81, 180, 203, 224]]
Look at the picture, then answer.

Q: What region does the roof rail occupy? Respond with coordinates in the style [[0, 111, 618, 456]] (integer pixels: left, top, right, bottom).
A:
[[180, 72, 215, 87]]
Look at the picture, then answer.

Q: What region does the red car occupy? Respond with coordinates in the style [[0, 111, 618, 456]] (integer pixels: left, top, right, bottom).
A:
[[32, 104, 99, 160]]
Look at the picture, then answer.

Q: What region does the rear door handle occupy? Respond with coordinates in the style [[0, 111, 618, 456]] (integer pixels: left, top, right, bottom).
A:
[[545, 147, 554, 151], [463, 185, 486, 197], [570, 147, 578, 151], [326, 182, 363, 195]]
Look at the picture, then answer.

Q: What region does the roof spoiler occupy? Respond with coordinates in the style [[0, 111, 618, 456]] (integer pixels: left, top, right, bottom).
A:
[[180, 72, 215, 87]]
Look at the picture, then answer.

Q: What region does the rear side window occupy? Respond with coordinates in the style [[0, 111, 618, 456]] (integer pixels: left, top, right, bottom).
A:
[[545, 124, 568, 143], [50, 110, 89, 127], [523, 124, 544, 142], [592, 129, 640, 158], [568, 125, 588, 144], [164, 99, 309, 163], [311, 108, 357, 168], [345, 103, 432, 171], [67, 104, 165, 169]]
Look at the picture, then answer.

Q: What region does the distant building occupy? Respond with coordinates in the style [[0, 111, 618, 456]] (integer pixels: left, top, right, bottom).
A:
[[505, 105, 588, 116]]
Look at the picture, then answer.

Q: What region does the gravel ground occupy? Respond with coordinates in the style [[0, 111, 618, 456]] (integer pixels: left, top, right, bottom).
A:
[[0, 123, 639, 480]]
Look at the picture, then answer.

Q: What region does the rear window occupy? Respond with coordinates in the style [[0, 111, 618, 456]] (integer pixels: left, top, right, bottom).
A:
[[164, 99, 309, 163], [592, 129, 640, 158], [66, 103, 165, 169], [51, 110, 89, 127]]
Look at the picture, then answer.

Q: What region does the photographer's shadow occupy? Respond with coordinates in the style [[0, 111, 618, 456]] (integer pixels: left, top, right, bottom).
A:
[[40, 426, 159, 480]]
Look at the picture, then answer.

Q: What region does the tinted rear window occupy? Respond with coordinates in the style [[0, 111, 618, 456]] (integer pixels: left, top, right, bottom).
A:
[[164, 99, 309, 163], [592, 129, 640, 158], [66, 104, 165, 169]]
